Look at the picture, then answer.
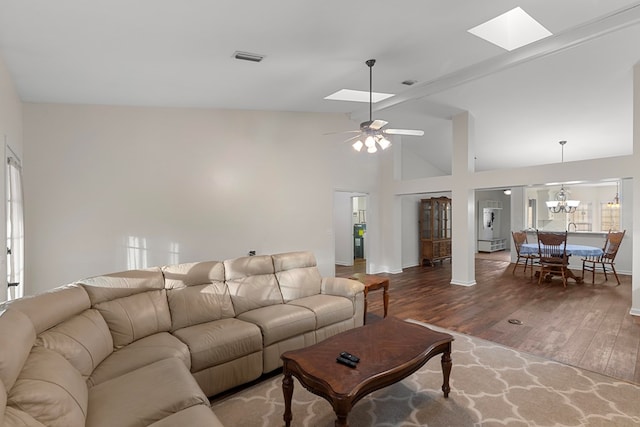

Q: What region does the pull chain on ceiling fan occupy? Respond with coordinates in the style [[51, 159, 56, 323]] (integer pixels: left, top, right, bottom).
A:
[[346, 59, 425, 153]]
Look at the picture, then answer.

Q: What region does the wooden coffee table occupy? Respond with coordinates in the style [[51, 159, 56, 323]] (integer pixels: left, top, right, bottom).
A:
[[281, 317, 454, 427]]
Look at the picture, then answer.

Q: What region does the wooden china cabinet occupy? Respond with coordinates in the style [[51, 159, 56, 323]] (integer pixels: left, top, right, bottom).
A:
[[419, 197, 452, 266]]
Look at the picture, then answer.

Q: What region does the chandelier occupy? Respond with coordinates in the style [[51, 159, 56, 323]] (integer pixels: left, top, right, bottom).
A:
[[546, 141, 580, 214], [607, 181, 620, 208]]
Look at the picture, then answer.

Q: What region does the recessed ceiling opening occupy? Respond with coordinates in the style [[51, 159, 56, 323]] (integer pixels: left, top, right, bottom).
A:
[[468, 7, 552, 51]]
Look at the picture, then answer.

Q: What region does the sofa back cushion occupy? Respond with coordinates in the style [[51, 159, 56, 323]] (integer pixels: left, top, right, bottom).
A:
[[4, 285, 90, 334], [273, 251, 323, 302], [94, 290, 172, 349], [8, 346, 87, 427], [78, 267, 164, 305], [0, 308, 36, 390], [224, 255, 283, 315], [36, 309, 113, 378], [163, 261, 235, 331]]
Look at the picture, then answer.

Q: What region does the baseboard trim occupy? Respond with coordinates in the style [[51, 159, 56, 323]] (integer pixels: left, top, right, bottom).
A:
[[450, 280, 477, 287], [630, 307, 640, 317]]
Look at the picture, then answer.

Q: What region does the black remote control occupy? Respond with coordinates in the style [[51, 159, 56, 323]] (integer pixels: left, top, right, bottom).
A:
[[336, 356, 357, 368], [340, 351, 360, 363]]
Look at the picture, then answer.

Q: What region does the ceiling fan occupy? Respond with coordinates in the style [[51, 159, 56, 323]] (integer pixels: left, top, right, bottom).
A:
[[342, 59, 425, 153]]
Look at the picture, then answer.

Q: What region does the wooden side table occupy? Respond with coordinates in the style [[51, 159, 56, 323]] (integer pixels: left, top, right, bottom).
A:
[[349, 273, 389, 324]]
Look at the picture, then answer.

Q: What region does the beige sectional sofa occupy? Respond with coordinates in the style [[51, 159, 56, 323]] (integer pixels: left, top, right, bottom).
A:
[[0, 251, 364, 427]]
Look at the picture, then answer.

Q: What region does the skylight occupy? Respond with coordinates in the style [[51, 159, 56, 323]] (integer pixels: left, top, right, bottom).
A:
[[324, 89, 394, 103], [468, 7, 552, 51]]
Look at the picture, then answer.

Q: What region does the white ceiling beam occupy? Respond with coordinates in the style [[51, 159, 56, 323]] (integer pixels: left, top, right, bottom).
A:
[[351, 2, 640, 122]]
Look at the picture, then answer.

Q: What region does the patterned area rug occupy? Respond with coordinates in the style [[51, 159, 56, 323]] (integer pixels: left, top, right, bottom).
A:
[[210, 321, 640, 426]]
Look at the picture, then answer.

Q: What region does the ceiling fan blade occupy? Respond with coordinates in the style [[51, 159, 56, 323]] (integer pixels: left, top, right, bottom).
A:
[[343, 134, 363, 143], [323, 130, 361, 136], [384, 129, 425, 136], [369, 119, 388, 130]]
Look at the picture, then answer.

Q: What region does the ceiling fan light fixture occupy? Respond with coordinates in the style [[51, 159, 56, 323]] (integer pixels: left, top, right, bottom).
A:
[[365, 135, 376, 148], [337, 59, 424, 154], [378, 136, 391, 150]]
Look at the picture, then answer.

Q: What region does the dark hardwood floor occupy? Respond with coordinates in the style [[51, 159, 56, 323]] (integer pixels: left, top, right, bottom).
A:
[[337, 254, 640, 384]]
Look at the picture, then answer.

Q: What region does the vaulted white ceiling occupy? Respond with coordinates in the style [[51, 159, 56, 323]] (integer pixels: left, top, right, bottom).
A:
[[1, 1, 639, 172]]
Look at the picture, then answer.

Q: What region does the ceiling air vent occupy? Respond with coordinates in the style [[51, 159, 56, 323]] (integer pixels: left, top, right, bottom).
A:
[[402, 79, 417, 86], [233, 51, 265, 63]]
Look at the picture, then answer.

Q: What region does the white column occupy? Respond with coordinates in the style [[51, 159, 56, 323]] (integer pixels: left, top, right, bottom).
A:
[[631, 64, 640, 316], [509, 187, 527, 262], [450, 112, 476, 286], [376, 137, 403, 274]]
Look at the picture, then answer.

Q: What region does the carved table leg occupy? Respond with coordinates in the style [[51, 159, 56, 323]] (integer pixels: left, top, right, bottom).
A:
[[282, 369, 294, 427], [362, 287, 369, 325], [382, 282, 389, 317], [441, 345, 452, 398], [335, 412, 349, 427]]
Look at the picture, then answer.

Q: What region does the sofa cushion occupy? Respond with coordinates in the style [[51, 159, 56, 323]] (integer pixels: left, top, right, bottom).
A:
[[79, 267, 165, 305], [0, 308, 36, 389], [288, 294, 355, 328], [321, 276, 365, 299], [163, 261, 235, 330], [163, 260, 225, 289], [237, 304, 316, 347], [224, 255, 283, 315], [3, 406, 47, 427], [86, 357, 209, 427], [4, 284, 90, 334], [172, 318, 262, 372], [147, 404, 224, 427], [94, 289, 171, 348], [36, 309, 113, 378], [88, 332, 190, 387], [273, 251, 323, 302], [8, 346, 87, 427]]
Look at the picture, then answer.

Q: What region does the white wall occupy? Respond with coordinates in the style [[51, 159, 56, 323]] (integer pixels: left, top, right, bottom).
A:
[[23, 103, 374, 294], [401, 195, 421, 268], [0, 57, 23, 302], [333, 192, 355, 266]]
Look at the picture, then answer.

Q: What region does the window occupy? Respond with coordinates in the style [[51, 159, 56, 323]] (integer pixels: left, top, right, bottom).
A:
[[600, 203, 620, 231], [568, 203, 592, 231], [6, 150, 24, 301]]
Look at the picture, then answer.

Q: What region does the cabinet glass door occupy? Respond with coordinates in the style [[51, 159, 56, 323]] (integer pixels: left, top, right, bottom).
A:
[[421, 201, 432, 239]]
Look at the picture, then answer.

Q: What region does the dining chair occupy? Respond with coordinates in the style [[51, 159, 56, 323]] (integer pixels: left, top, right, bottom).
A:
[[511, 231, 538, 278], [536, 230, 569, 287], [581, 230, 626, 285]]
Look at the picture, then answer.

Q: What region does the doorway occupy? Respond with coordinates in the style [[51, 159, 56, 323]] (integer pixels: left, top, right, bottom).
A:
[[333, 191, 368, 275], [352, 196, 367, 273]]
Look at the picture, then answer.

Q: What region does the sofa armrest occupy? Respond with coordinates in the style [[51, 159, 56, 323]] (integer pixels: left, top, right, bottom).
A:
[[320, 277, 364, 299]]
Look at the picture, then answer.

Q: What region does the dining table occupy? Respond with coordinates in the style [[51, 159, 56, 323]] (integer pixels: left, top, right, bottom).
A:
[[520, 243, 604, 284]]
